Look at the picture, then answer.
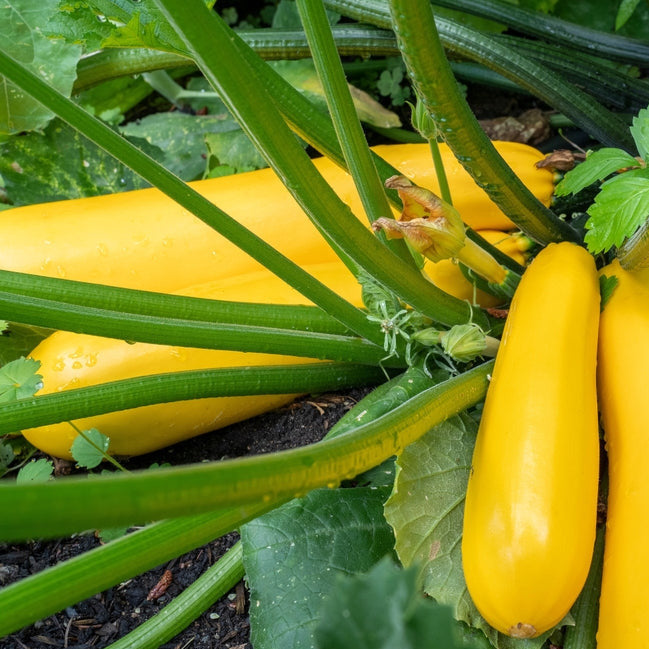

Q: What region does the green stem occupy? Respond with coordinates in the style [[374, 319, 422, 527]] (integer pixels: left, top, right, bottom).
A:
[[386, 0, 581, 245], [325, 0, 634, 153], [617, 218, 649, 271], [0, 270, 347, 335], [0, 361, 493, 541], [0, 291, 387, 364], [431, 0, 649, 66], [105, 542, 245, 649], [154, 0, 478, 327], [295, 0, 395, 230], [0, 503, 277, 637], [0, 364, 386, 435], [429, 139, 452, 205]]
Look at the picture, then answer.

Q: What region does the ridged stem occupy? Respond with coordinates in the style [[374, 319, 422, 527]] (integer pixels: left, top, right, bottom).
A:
[[0, 504, 274, 637], [154, 0, 477, 327], [431, 0, 649, 66], [387, 0, 582, 245], [105, 542, 245, 649], [0, 363, 387, 435], [0, 361, 493, 541]]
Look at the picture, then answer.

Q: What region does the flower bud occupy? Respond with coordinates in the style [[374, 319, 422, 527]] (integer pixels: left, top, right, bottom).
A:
[[440, 324, 487, 362]]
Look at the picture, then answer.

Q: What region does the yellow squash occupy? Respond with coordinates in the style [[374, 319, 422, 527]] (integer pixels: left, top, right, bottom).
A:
[[0, 142, 552, 293], [596, 259, 649, 648], [461, 242, 600, 638], [424, 229, 532, 308], [22, 261, 362, 459]]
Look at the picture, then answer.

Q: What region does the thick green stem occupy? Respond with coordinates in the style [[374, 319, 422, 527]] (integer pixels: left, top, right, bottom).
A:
[[0, 361, 493, 541], [0, 364, 387, 435], [105, 542, 245, 649], [387, 0, 581, 245]]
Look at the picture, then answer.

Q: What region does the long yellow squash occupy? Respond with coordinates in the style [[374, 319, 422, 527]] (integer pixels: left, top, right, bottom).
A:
[[0, 142, 552, 293], [596, 259, 649, 648], [461, 242, 600, 638], [21, 261, 362, 459], [424, 229, 531, 308]]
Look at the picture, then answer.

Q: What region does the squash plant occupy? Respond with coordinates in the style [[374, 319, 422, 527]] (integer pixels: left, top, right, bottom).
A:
[[0, 0, 646, 647]]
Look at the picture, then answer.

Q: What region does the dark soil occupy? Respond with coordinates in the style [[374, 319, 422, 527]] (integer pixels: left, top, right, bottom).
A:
[[0, 388, 373, 649]]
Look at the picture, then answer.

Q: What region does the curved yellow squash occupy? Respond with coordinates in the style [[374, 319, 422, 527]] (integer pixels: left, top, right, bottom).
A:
[[462, 242, 600, 638], [0, 142, 552, 293], [22, 261, 362, 459], [596, 259, 649, 648], [424, 229, 531, 308]]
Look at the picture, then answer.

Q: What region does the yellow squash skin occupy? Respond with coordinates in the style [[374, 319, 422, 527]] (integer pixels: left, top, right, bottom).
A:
[[461, 242, 600, 638], [0, 142, 552, 293], [22, 262, 362, 459], [424, 229, 531, 307], [596, 259, 649, 648]]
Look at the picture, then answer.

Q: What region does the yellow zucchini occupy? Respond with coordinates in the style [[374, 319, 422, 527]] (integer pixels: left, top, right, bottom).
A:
[[0, 142, 552, 293], [424, 229, 532, 307], [596, 259, 649, 648], [461, 242, 600, 638], [22, 261, 361, 459]]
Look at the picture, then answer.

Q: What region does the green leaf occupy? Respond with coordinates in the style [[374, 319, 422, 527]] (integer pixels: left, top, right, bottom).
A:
[[616, 0, 643, 30], [71, 428, 111, 469], [630, 107, 649, 162], [204, 130, 268, 176], [0, 441, 14, 475], [45, 1, 115, 51], [383, 414, 555, 649], [86, 0, 190, 54], [554, 148, 640, 197], [314, 557, 471, 649], [241, 487, 394, 649], [0, 324, 51, 367], [16, 458, 54, 484], [584, 168, 649, 253], [0, 0, 82, 136], [600, 274, 619, 310], [121, 112, 245, 181], [0, 119, 150, 205], [270, 60, 401, 128], [0, 357, 42, 404]]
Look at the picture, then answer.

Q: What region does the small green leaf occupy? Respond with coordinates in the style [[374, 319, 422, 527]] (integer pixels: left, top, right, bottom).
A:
[[241, 487, 394, 649], [616, 0, 643, 30], [97, 526, 129, 543], [0, 323, 51, 367], [71, 428, 111, 469], [0, 357, 43, 403], [315, 557, 471, 649], [599, 274, 619, 310], [555, 148, 640, 197], [16, 458, 54, 484], [584, 168, 649, 253], [204, 130, 268, 176], [0, 441, 15, 470], [630, 107, 649, 162]]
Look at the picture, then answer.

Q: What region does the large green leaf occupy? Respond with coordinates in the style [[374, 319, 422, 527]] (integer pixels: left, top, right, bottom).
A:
[[384, 414, 558, 649], [241, 487, 394, 649], [0, 0, 82, 136], [0, 119, 151, 205], [314, 557, 474, 649], [120, 112, 244, 180]]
